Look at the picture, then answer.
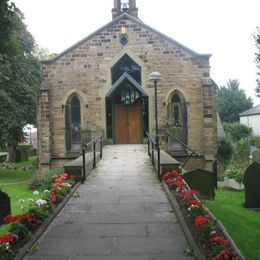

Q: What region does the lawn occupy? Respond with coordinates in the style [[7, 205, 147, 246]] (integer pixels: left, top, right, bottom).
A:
[[0, 167, 43, 235], [0, 169, 31, 183], [12, 155, 38, 167], [205, 189, 260, 259]]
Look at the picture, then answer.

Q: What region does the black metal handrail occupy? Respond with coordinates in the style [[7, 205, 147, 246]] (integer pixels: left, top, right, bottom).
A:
[[146, 132, 161, 179], [82, 135, 103, 183], [160, 128, 201, 167]]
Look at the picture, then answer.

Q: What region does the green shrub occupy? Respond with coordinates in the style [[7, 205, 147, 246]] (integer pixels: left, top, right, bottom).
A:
[[249, 135, 260, 148], [41, 167, 64, 190], [17, 144, 32, 151], [225, 163, 245, 183], [28, 204, 53, 221], [217, 136, 234, 163], [223, 122, 252, 141], [9, 222, 31, 241], [28, 167, 64, 190]]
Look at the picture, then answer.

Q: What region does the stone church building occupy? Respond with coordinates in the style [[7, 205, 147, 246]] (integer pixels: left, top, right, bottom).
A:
[[38, 0, 217, 171]]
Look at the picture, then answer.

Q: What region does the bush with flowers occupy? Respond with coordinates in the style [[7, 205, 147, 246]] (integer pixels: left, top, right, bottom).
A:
[[162, 169, 241, 259], [0, 171, 77, 259]]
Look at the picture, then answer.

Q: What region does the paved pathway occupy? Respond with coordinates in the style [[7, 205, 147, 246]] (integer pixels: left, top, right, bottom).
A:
[[24, 145, 191, 260]]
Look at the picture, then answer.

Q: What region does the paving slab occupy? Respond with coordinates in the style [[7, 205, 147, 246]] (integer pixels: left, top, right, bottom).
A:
[[23, 145, 192, 259]]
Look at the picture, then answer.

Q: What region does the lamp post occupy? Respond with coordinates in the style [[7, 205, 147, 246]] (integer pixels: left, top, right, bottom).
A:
[[149, 72, 162, 142]]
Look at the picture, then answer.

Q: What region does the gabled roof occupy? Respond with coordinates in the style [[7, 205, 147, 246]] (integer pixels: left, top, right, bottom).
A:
[[239, 104, 260, 116], [106, 72, 147, 97], [42, 13, 211, 64]]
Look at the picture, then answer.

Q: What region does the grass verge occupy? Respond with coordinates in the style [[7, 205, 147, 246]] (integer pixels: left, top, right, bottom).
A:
[[205, 188, 260, 259], [0, 170, 43, 235]]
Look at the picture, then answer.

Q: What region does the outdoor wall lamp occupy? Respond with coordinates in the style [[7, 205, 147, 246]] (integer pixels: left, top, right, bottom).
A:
[[120, 26, 128, 45]]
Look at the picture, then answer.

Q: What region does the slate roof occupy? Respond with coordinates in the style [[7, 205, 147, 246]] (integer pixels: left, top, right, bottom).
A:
[[239, 104, 260, 116], [42, 13, 211, 64]]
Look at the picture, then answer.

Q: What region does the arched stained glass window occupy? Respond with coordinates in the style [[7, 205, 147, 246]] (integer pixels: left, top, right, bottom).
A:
[[65, 95, 81, 151], [171, 94, 182, 127], [111, 54, 141, 84]]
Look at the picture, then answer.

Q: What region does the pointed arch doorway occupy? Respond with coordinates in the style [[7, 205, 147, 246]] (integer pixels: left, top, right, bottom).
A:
[[106, 72, 148, 144]]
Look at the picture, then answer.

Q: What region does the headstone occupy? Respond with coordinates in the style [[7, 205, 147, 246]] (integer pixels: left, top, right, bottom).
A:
[[0, 190, 11, 224], [20, 149, 28, 162], [183, 169, 215, 199], [243, 149, 260, 208], [15, 149, 21, 163]]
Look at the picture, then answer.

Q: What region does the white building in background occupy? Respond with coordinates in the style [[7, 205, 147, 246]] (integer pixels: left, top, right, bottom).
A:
[[240, 104, 260, 136]]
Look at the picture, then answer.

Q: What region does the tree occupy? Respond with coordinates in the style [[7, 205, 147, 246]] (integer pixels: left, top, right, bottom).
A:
[[217, 79, 253, 123], [0, 0, 41, 160], [34, 46, 57, 61], [254, 27, 260, 96]]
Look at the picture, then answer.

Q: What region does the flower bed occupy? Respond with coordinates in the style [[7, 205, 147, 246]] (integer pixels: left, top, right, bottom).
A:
[[162, 170, 244, 259], [0, 172, 77, 259]]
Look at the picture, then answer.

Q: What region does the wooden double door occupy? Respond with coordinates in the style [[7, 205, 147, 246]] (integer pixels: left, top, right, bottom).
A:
[[115, 104, 141, 144]]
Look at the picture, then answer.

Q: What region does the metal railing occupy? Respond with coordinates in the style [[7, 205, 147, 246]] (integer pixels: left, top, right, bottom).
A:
[[82, 135, 103, 183], [146, 132, 161, 179], [161, 129, 201, 167]]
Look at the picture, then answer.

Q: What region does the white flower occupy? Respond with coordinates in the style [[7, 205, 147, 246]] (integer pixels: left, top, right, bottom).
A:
[[64, 183, 72, 187], [19, 199, 25, 203], [28, 198, 34, 203], [33, 191, 39, 196], [35, 199, 47, 206], [44, 189, 50, 194], [20, 206, 24, 210]]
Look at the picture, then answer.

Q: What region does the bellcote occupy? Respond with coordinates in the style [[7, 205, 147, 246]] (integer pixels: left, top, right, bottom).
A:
[[112, 0, 138, 19]]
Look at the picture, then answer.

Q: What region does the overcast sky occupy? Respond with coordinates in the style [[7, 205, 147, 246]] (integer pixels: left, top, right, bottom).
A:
[[13, 0, 260, 105]]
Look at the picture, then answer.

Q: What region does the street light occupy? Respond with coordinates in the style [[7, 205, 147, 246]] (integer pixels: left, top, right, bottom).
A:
[[149, 71, 162, 141]]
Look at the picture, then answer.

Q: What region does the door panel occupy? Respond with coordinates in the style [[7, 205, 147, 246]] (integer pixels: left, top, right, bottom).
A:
[[115, 106, 129, 144], [128, 105, 141, 144], [115, 105, 141, 144]]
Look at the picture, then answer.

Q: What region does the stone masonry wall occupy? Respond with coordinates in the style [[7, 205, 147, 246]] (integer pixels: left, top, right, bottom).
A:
[[39, 16, 217, 168]]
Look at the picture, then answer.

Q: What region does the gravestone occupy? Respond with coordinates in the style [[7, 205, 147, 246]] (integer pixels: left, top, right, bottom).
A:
[[183, 169, 215, 199], [15, 149, 21, 163], [243, 149, 260, 208], [0, 190, 11, 224], [20, 149, 28, 162]]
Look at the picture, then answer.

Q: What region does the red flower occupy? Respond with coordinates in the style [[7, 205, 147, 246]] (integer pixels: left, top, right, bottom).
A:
[[162, 169, 180, 180], [193, 215, 209, 228], [213, 249, 237, 259], [166, 178, 174, 185], [4, 213, 30, 224], [48, 192, 57, 203], [180, 189, 197, 200], [52, 181, 66, 188], [210, 236, 229, 245], [186, 199, 203, 207], [162, 172, 173, 180], [172, 169, 180, 177], [176, 177, 185, 188], [0, 233, 18, 244]]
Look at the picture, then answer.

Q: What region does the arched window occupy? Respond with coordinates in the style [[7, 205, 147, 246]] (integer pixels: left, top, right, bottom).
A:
[[111, 54, 141, 84], [65, 95, 81, 151], [168, 91, 188, 144], [171, 94, 182, 127]]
